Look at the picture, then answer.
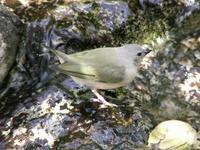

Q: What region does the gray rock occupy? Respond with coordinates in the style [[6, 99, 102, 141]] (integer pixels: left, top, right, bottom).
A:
[[0, 4, 22, 86], [0, 1, 200, 149]]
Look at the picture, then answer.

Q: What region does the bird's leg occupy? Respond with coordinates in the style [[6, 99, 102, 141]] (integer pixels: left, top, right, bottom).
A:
[[91, 89, 117, 107]]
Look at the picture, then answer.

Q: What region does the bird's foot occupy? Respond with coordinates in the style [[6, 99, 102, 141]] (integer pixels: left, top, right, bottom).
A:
[[91, 89, 118, 108], [90, 98, 118, 108]]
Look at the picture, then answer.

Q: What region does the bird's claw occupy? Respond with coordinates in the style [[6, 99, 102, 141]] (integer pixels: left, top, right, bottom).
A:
[[90, 98, 118, 108]]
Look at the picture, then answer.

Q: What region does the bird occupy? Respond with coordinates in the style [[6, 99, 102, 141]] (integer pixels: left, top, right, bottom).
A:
[[43, 44, 151, 107]]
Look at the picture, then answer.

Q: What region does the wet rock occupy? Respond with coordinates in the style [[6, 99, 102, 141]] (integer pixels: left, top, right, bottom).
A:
[[0, 85, 152, 149], [136, 30, 200, 123], [2, 0, 29, 7], [24, 0, 130, 53], [0, 4, 22, 86], [0, 86, 71, 148], [139, 0, 164, 9], [0, 0, 200, 149]]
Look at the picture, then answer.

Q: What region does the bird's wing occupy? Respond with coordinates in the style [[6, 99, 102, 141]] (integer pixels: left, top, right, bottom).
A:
[[57, 62, 125, 83], [67, 47, 120, 64]]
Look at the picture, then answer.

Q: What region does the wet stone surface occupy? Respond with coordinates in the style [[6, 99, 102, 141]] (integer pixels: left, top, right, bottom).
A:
[[0, 85, 151, 149], [0, 4, 23, 85], [0, 0, 200, 149]]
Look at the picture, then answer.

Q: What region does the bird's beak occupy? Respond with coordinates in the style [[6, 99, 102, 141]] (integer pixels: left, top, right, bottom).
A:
[[144, 48, 152, 55]]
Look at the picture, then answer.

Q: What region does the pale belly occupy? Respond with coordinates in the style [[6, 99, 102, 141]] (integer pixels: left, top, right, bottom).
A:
[[71, 76, 127, 89], [71, 68, 137, 89]]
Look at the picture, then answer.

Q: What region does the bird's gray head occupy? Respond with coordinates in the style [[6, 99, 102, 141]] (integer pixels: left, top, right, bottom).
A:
[[122, 44, 151, 65]]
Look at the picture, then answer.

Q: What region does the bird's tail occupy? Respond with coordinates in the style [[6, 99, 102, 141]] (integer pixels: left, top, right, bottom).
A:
[[41, 44, 69, 63]]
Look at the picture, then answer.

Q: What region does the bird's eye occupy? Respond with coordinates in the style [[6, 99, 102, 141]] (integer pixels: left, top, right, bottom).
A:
[[137, 52, 142, 56]]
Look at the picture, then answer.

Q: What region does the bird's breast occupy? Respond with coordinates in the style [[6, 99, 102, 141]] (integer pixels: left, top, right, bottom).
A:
[[123, 66, 138, 84]]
